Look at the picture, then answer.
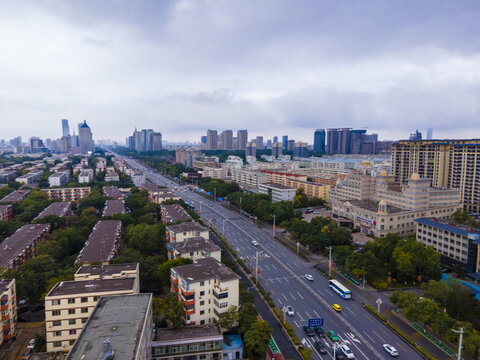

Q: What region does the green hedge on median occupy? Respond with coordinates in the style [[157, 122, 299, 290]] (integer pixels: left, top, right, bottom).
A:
[[298, 346, 311, 360]]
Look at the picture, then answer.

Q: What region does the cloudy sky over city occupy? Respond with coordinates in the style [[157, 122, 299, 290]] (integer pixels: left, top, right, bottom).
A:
[[1, 0, 480, 143]]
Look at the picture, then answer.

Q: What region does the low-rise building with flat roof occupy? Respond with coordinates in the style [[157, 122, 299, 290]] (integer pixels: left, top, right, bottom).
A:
[[15, 170, 43, 185], [0, 278, 17, 345], [66, 293, 152, 360], [74, 263, 139, 284], [77, 169, 93, 184], [258, 183, 296, 202], [103, 185, 124, 199], [166, 222, 209, 243], [76, 220, 122, 265], [104, 170, 120, 182], [168, 237, 221, 262], [42, 187, 91, 201], [0, 189, 30, 203], [160, 204, 192, 224], [171, 258, 240, 325], [223, 334, 244, 360], [34, 202, 72, 220], [48, 171, 70, 187], [45, 277, 138, 352], [102, 199, 125, 217], [152, 324, 222, 360], [0, 224, 50, 271], [0, 204, 13, 221]]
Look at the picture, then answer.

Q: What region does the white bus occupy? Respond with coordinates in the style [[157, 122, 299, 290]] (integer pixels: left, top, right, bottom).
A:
[[329, 280, 352, 299]]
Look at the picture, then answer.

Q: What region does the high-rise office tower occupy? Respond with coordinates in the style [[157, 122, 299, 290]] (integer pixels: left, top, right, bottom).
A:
[[221, 130, 233, 150], [273, 136, 278, 144], [62, 119, 69, 137], [287, 140, 295, 151], [272, 142, 283, 158], [152, 132, 162, 151], [350, 129, 367, 154], [255, 136, 264, 150], [266, 140, 272, 149], [236, 130, 248, 150], [282, 136, 288, 150], [30, 137, 44, 153], [426, 128, 433, 140], [409, 129, 422, 140], [327, 129, 339, 154], [79, 121, 94, 154], [313, 129, 326, 153], [245, 142, 256, 157], [130, 129, 162, 151], [293, 142, 308, 158], [392, 139, 480, 212], [206, 130, 218, 150], [201, 136, 207, 149]]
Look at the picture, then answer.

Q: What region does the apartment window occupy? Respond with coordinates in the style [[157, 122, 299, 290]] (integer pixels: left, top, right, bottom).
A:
[[200, 291, 205, 296], [69, 340, 75, 346], [54, 331, 61, 337], [200, 281, 205, 286], [68, 298, 75, 304], [52, 310, 61, 316], [52, 321, 61, 327], [219, 302, 228, 308], [69, 319, 76, 325], [81, 297, 88, 303], [82, 318, 88, 324], [53, 341, 62, 348], [52, 299, 60, 306], [69, 329, 77, 335], [93, 296, 100, 301], [200, 301, 205, 306], [200, 310, 205, 315], [81, 307, 89, 313], [68, 309, 76, 315]]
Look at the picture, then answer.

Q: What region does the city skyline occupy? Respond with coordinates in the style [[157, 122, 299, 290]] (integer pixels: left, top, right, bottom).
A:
[[1, 1, 480, 142]]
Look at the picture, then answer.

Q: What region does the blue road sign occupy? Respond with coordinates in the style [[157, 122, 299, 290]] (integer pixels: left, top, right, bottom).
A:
[[206, 192, 211, 195], [218, 197, 223, 201], [308, 318, 324, 327]]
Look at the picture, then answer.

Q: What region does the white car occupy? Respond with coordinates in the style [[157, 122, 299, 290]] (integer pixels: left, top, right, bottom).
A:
[[286, 306, 295, 316], [251, 241, 259, 246], [383, 344, 399, 357], [339, 343, 355, 359], [27, 338, 35, 349], [304, 274, 314, 281]]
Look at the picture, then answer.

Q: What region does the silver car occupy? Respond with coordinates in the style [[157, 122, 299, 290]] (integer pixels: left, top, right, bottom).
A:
[[383, 344, 399, 357]]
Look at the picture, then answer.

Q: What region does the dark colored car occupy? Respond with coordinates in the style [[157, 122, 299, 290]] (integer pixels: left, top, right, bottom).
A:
[[335, 352, 346, 360], [314, 326, 326, 337], [315, 341, 328, 354], [303, 326, 315, 336]]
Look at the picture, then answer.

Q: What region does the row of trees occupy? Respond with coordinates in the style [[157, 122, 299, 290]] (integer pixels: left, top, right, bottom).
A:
[[198, 177, 240, 198], [391, 281, 480, 358]]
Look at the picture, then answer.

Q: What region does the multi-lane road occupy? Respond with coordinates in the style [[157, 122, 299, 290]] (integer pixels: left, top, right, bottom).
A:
[[121, 155, 423, 360]]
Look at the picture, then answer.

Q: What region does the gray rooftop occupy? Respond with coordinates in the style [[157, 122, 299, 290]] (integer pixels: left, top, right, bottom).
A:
[[161, 204, 192, 223], [103, 200, 125, 217], [347, 199, 404, 214], [167, 222, 208, 234], [260, 183, 296, 190], [75, 263, 138, 278], [103, 186, 123, 198], [170, 237, 221, 254], [34, 202, 71, 220], [66, 294, 152, 360], [0, 189, 30, 203], [47, 277, 135, 297], [76, 220, 122, 264], [155, 324, 221, 343], [173, 257, 240, 283]]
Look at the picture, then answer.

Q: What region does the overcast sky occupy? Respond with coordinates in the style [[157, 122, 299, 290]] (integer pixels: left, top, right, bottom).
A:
[[1, 0, 480, 143]]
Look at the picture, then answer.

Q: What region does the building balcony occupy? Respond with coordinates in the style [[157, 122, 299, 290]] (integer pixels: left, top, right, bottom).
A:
[[170, 285, 178, 293], [181, 288, 195, 297], [181, 297, 195, 306], [171, 277, 178, 284], [0, 304, 8, 311], [1, 314, 9, 321], [184, 308, 195, 315]]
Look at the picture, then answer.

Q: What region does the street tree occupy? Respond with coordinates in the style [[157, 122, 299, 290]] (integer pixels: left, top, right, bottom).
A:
[[244, 320, 272, 360], [218, 305, 239, 330]]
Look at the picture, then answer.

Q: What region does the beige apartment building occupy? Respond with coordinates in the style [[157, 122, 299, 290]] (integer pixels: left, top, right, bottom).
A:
[[41, 187, 91, 201], [45, 264, 139, 353], [391, 139, 480, 212], [166, 222, 209, 243], [168, 237, 222, 262], [0, 279, 17, 346], [170, 258, 240, 326], [231, 169, 268, 189]]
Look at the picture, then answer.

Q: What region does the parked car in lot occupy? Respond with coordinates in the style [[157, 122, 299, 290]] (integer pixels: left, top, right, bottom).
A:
[[22, 348, 32, 360], [304, 274, 314, 281], [251, 240, 259, 246], [286, 306, 294, 316], [327, 330, 339, 341], [314, 326, 326, 337], [339, 343, 355, 359], [332, 303, 342, 312], [383, 344, 399, 357], [27, 338, 35, 349], [315, 341, 328, 354], [303, 326, 315, 336]]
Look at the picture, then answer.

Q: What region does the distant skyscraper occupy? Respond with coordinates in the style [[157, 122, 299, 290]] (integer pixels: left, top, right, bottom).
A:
[[206, 130, 218, 150], [282, 135, 288, 150], [426, 128, 433, 140], [272, 142, 282, 158], [313, 129, 326, 153], [350, 129, 366, 154], [62, 119, 69, 137], [273, 136, 278, 144], [255, 136, 264, 150], [221, 130, 233, 150], [236, 130, 248, 150], [30, 137, 44, 153], [293, 142, 308, 158], [79, 120, 94, 154], [130, 129, 162, 152], [266, 140, 272, 149], [245, 142, 256, 157], [287, 140, 295, 151], [409, 129, 422, 140]]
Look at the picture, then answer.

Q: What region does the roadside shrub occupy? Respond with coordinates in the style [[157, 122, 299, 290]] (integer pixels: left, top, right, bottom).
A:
[[298, 346, 311, 360]]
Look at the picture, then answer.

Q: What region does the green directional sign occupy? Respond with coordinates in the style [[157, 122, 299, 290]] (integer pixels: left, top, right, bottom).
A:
[[269, 338, 280, 353]]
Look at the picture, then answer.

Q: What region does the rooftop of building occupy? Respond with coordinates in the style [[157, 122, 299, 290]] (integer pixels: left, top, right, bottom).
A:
[[0, 224, 50, 268], [170, 237, 221, 254], [0, 204, 12, 212], [0, 189, 30, 203], [161, 204, 191, 223], [47, 277, 135, 297], [415, 218, 480, 240], [259, 183, 296, 190], [75, 263, 138, 278], [223, 334, 244, 350], [346, 199, 404, 214], [66, 294, 151, 360], [154, 324, 222, 343], [76, 220, 122, 264], [49, 171, 68, 178], [173, 257, 240, 283], [167, 222, 208, 233], [0, 278, 14, 293], [34, 201, 71, 220], [103, 200, 125, 217], [140, 181, 159, 192]]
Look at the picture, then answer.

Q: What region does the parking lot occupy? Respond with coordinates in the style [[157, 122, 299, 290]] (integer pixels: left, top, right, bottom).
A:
[[0, 321, 44, 360]]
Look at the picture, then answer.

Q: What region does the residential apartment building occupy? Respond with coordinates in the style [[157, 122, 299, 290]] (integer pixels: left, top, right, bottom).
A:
[[231, 169, 268, 189], [102, 185, 123, 199], [284, 178, 330, 201], [44, 277, 138, 352], [48, 171, 70, 187], [34, 202, 72, 220], [152, 191, 181, 204], [168, 237, 222, 262], [15, 170, 43, 185], [42, 187, 91, 201], [0, 279, 17, 345], [66, 293, 152, 360], [170, 258, 240, 325], [77, 170, 93, 183], [166, 222, 210, 244], [75, 220, 122, 265], [0, 204, 13, 221], [0, 190, 30, 203], [152, 325, 223, 360], [203, 167, 227, 180], [258, 183, 296, 202], [104, 170, 120, 182], [0, 224, 50, 271], [415, 218, 480, 274], [160, 204, 192, 224], [102, 199, 125, 217], [74, 263, 139, 285], [392, 139, 480, 212]]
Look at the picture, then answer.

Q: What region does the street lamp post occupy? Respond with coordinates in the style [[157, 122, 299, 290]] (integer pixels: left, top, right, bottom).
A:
[[327, 246, 332, 277], [376, 298, 383, 314], [272, 213, 276, 237], [255, 251, 264, 283], [222, 217, 225, 236], [452, 327, 464, 360]]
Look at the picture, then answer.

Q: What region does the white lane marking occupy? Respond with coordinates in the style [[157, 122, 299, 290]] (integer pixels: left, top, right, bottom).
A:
[[278, 298, 283, 305], [271, 264, 277, 270], [373, 330, 386, 343], [294, 320, 300, 328], [304, 310, 312, 319], [297, 291, 304, 299], [345, 307, 355, 315], [282, 293, 288, 301], [313, 310, 321, 318], [290, 292, 297, 301]]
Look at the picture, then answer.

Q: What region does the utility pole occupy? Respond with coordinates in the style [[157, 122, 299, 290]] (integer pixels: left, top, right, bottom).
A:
[[255, 251, 263, 283], [222, 217, 225, 236], [272, 213, 276, 237], [327, 246, 332, 277], [452, 327, 464, 360], [214, 187, 216, 202]]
